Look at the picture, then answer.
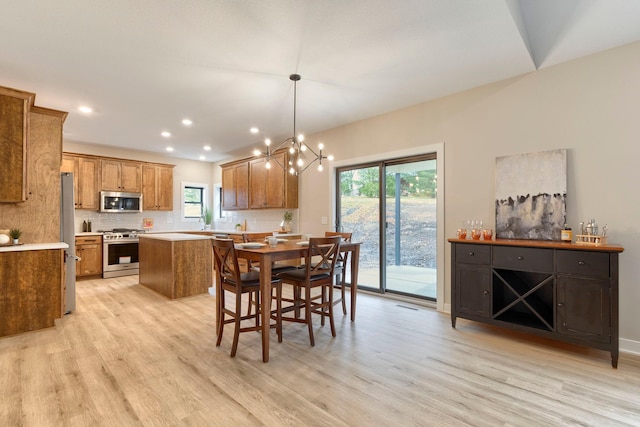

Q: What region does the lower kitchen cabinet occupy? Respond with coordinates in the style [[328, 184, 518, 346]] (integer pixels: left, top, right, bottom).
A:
[[76, 235, 103, 277], [449, 238, 623, 368]]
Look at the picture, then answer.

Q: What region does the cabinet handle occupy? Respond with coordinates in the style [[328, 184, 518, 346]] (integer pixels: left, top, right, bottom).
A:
[[483, 290, 489, 295], [557, 302, 564, 307], [578, 261, 585, 265], [468, 252, 475, 256], [517, 256, 524, 260]]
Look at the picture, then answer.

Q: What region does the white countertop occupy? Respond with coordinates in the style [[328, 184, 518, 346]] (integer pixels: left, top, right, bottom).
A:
[[140, 233, 213, 242], [0, 242, 69, 253], [75, 232, 103, 237]]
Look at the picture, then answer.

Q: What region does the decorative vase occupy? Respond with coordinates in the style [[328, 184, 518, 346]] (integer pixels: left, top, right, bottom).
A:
[[13, 239, 19, 245]]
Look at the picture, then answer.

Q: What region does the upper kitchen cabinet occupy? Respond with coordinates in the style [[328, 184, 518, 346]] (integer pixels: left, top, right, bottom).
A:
[[61, 153, 100, 210], [249, 151, 298, 209], [101, 159, 142, 192], [0, 86, 34, 202], [221, 161, 249, 210], [142, 163, 174, 211]]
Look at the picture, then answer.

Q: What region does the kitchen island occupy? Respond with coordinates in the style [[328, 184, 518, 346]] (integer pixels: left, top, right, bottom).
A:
[[138, 233, 212, 299], [0, 242, 68, 336]]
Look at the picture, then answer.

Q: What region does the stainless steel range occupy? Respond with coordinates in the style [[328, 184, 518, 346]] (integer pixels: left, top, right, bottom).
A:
[[101, 228, 143, 278]]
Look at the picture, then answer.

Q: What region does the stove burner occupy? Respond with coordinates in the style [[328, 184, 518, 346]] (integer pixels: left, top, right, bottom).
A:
[[101, 228, 145, 240]]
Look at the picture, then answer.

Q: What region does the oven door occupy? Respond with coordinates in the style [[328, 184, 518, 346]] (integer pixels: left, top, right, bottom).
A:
[[103, 240, 139, 278]]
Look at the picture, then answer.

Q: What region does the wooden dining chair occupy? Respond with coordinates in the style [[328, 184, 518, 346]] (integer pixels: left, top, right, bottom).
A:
[[325, 231, 353, 315], [212, 238, 282, 357], [276, 236, 341, 346], [243, 232, 297, 316]]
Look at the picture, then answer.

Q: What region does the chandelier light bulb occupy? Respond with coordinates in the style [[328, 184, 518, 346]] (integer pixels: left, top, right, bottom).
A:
[[265, 138, 271, 146], [328, 155, 334, 161], [289, 167, 295, 175], [318, 164, 323, 172], [266, 161, 271, 169], [253, 149, 262, 156], [300, 144, 307, 152], [298, 134, 304, 142], [289, 147, 295, 154], [318, 143, 324, 150], [297, 158, 304, 167]]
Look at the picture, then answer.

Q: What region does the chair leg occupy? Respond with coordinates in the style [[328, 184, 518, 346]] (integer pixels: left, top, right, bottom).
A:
[[320, 286, 326, 326], [328, 284, 336, 337], [216, 289, 225, 346], [230, 291, 242, 357], [305, 286, 315, 346], [246, 290, 254, 316], [275, 284, 283, 343], [341, 276, 347, 315]]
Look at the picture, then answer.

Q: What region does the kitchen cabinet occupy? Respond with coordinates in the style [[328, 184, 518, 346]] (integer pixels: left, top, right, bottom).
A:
[[0, 87, 34, 202], [249, 151, 298, 209], [75, 235, 103, 277], [0, 248, 64, 336], [101, 159, 142, 192], [61, 154, 100, 210], [449, 238, 623, 368], [142, 164, 174, 211], [221, 161, 249, 210]]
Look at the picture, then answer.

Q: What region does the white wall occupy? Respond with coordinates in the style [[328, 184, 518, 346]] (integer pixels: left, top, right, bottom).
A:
[[298, 42, 640, 352]]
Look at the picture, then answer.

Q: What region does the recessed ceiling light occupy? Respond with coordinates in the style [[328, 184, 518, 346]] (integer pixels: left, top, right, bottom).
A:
[[250, 127, 259, 134], [203, 145, 211, 151], [78, 105, 93, 114], [161, 131, 171, 138], [182, 119, 193, 126], [166, 147, 174, 152], [199, 155, 206, 161]]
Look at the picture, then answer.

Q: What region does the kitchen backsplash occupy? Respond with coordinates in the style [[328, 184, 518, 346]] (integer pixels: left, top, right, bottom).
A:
[[75, 209, 299, 234]]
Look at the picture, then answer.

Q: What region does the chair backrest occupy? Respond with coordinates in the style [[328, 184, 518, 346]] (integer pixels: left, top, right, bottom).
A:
[[302, 236, 341, 279], [325, 231, 352, 242], [211, 238, 243, 287]]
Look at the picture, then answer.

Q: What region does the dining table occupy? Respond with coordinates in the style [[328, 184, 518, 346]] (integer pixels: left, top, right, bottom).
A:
[[216, 238, 361, 362]]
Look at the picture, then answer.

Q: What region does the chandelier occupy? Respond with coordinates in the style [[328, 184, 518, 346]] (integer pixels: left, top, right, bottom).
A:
[[253, 74, 333, 175]]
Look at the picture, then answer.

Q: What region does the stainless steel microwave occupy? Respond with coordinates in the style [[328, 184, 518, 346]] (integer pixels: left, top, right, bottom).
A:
[[99, 191, 143, 213]]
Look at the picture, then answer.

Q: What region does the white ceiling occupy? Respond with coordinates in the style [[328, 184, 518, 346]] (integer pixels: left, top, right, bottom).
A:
[[2, 0, 639, 163]]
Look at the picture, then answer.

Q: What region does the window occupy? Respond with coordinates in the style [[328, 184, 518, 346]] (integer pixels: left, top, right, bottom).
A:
[[184, 186, 204, 218], [181, 182, 209, 221]]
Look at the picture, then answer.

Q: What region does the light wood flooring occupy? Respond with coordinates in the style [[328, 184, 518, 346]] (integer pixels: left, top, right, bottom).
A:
[[2, 276, 640, 426]]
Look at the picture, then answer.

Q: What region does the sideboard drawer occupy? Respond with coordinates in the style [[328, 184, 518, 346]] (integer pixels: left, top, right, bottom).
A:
[[557, 250, 610, 278], [492, 246, 553, 272], [455, 243, 491, 265]]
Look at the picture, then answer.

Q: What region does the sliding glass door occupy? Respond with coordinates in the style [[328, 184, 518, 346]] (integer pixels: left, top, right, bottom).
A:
[[336, 154, 437, 300]]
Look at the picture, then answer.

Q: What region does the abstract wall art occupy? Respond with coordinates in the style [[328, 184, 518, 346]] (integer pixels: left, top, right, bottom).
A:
[[495, 149, 567, 240]]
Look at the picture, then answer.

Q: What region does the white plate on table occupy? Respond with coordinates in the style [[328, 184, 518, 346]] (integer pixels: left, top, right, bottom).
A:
[[238, 242, 266, 249]]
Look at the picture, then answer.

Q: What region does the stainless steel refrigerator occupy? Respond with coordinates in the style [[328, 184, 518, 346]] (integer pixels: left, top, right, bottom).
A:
[[61, 172, 78, 313]]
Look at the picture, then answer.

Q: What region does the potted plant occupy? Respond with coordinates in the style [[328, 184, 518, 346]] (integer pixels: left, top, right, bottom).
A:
[[281, 211, 293, 232], [9, 228, 22, 244], [203, 207, 212, 230]]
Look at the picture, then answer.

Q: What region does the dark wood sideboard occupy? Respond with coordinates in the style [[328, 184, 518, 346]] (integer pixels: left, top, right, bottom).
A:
[[449, 238, 624, 368]]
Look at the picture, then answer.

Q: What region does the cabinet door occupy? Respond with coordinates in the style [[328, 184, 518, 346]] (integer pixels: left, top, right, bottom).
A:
[[0, 90, 31, 202], [77, 157, 99, 210], [120, 161, 142, 192], [143, 165, 173, 211], [222, 163, 248, 210], [557, 276, 610, 343], [101, 160, 121, 191], [142, 165, 157, 210], [155, 166, 173, 210], [250, 153, 287, 208], [62, 154, 99, 210], [455, 264, 492, 318], [76, 239, 103, 276]]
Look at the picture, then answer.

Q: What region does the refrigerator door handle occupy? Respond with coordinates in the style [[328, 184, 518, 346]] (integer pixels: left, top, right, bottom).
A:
[[65, 252, 81, 262]]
